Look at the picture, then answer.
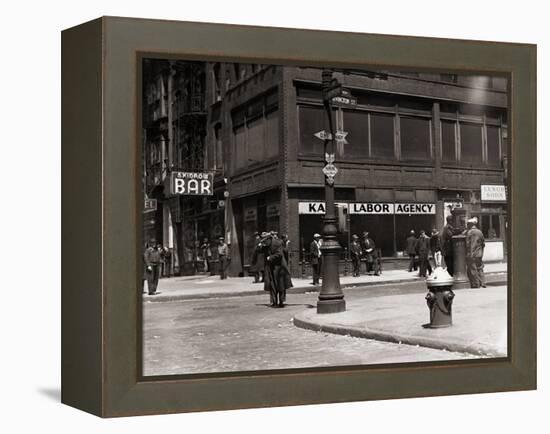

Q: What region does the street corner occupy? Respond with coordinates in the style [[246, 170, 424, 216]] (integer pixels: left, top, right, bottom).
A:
[[292, 286, 508, 358]]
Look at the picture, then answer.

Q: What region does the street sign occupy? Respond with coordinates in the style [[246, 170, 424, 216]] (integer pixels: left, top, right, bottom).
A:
[[322, 163, 338, 185], [169, 171, 214, 196], [331, 96, 357, 106], [314, 130, 332, 141], [334, 130, 349, 145], [144, 198, 157, 212]]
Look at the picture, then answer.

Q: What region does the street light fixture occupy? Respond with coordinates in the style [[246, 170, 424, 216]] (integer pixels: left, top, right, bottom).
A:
[[316, 69, 346, 314]]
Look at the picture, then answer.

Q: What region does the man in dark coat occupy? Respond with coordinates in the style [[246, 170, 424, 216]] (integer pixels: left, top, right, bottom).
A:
[[465, 217, 486, 288], [361, 231, 376, 275], [441, 215, 456, 275], [280, 234, 293, 289], [415, 230, 431, 278], [217, 237, 230, 280], [261, 233, 292, 307], [350, 234, 362, 277], [250, 232, 265, 283], [144, 240, 162, 295], [310, 233, 323, 285], [405, 230, 417, 272]]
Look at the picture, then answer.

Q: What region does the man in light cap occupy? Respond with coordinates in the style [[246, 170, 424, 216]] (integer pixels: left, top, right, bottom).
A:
[[310, 233, 323, 285], [465, 217, 486, 288]]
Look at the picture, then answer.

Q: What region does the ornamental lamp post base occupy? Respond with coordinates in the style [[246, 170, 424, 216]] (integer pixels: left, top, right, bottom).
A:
[[317, 298, 346, 314]]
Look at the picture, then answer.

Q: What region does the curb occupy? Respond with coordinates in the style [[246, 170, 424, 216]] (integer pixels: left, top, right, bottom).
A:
[[292, 315, 506, 358], [143, 271, 507, 303]]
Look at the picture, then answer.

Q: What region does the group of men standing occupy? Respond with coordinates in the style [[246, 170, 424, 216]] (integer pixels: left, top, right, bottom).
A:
[[349, 232, 380, 278], [250, 231, 293, 307], [406, 215, 486, 288]]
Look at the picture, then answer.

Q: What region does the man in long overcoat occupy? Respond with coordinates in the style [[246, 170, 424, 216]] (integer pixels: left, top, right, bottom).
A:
[[405, 230, 417, 272], [465, 218, 486, 288], [310, 233, 323, 285], [261, 233, 292, 307], [144, 240, 162, 295], [441, 215, 456, 275], [250, 232, 265, 283], [415, 230, 431, 278]]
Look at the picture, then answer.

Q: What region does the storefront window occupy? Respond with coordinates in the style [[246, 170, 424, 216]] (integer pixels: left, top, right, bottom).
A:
[[460, 122, 483, 165], [441, 120, 456, 163], [400, 116, 431, 161], [370, 113, 395, 159], [481, 214, 501, 239], [350, 215, 394, 257], [486, 125, 501, 167]]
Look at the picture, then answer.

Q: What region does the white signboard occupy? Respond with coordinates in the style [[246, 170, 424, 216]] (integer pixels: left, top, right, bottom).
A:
[[299, 202, 436, 215], [394, 203, 436, 215], [481, 185, 507, 202], [348, 202, 393, 214], [298, 202, 348, 214]]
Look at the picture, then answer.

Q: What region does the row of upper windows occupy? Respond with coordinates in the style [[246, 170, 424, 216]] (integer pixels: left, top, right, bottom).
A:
[[298, 105, 505, 167]]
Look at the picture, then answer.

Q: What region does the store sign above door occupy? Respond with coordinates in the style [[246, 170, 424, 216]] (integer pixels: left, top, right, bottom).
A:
[[299, 202, 436, 215], [481, 185, 506, 203], [169, 171, 214, 196]]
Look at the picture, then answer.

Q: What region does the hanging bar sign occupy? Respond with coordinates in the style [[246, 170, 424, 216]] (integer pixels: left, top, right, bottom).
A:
[[169, 171, 214, 196]]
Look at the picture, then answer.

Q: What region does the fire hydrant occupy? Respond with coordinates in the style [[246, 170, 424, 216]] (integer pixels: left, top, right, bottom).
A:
[[424, 266, 455, 328]]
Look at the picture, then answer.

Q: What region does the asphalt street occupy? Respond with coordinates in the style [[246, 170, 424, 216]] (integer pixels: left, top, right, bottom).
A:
[[142, 280, 488, 376]]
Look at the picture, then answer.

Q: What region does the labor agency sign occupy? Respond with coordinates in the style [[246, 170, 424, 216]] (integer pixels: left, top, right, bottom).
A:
[[168, 171, 214, 196], [299, 202, 436, 215]]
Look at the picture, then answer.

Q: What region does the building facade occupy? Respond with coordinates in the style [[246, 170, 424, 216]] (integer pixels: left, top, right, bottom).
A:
[[143, 59, 508, 277]]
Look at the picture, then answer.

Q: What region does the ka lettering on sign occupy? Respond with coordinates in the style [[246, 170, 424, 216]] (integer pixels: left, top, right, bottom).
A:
[[170, 172, 214, 196]]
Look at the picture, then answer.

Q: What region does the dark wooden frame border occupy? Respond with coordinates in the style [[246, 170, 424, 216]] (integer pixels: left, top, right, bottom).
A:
[[62, 16, 536, 417]]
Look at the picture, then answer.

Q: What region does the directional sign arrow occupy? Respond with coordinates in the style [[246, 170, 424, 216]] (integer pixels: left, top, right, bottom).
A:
[[335, 130, 348, 145], [325, 153, 335, 164], [314, 130, 332, 141]]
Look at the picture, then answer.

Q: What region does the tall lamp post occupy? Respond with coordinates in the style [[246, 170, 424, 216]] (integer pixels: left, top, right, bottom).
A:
[[317, 69, 346, 314]]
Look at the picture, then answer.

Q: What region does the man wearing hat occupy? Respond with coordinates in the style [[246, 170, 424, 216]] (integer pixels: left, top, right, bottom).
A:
[[260, 232, 291, 307], [350, 234, 362, 277], [465, 217, 486, 288], [250, 232, 265, 284], [217, 236, 230, 280], [361, 231, 377, 275], [144, 239, 162, 295], [405, 230, 417, 272], [310, 233, 323, 285], [415, 230, 431, 278]]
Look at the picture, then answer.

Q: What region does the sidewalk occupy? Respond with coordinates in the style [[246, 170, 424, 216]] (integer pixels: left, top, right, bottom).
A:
[[293, 285, 507, 357], [143, 261, 507, 302]]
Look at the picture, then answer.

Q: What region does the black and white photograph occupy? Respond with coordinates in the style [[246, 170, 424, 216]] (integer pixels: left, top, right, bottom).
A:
[[140, 59, 509, 376]]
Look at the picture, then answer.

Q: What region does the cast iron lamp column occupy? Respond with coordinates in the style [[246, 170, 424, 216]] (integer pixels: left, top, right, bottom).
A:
[[317, 69, 346, 314]]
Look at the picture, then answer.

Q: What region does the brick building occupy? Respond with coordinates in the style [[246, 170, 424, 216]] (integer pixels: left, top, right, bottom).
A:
[[143, 59, 508, 277]]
